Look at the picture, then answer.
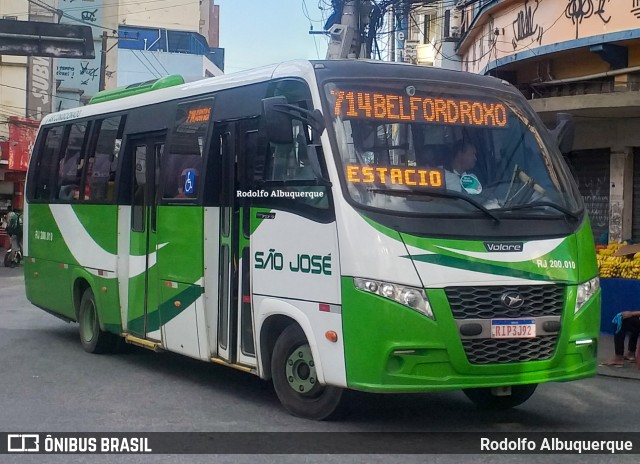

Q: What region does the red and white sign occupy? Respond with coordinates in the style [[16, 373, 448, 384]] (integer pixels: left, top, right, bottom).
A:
[[8, 117, 39, 172]]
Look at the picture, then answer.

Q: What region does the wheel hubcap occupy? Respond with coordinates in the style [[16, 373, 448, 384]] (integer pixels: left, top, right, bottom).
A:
[[81, 302, 95, 342], [285, 344, 318, 394]]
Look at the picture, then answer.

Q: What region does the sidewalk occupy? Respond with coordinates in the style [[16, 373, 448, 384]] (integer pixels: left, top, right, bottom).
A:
[[597, 333, 640, 380]]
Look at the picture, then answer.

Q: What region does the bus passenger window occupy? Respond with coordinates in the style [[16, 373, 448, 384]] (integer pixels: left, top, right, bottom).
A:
[[55, 122, 87, 203], [163, 99, 212, 200], [31, 125, 65, 201], [85, 116, 124, 203]]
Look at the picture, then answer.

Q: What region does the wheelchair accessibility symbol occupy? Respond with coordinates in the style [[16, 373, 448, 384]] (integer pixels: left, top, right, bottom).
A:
[[184, 169, 196, 195]]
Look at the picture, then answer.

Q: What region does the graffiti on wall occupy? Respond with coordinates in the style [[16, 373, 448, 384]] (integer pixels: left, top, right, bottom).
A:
[[595, 0, 611, 23], [564, 0, 612, 39], [512, 0, 544, 49], [610, 201, 622, 243], [581, 176, 609, 231], [56, 0, 103, 96], [461, 0, 640, 74], [27, 3, 54, 121]]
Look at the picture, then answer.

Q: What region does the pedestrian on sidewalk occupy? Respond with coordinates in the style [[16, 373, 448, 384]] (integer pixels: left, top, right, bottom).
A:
[[602, 311, 640, 367]]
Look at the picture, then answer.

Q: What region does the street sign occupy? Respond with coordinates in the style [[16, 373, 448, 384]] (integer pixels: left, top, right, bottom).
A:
[[0, 19, 95, 59]]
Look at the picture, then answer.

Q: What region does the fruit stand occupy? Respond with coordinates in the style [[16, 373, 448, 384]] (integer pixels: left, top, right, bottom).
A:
[[596, 243, 640, 334]]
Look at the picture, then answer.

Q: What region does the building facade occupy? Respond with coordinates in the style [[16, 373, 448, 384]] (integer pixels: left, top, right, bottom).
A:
[[55, 0, 223, 110], [1, 0, 223, 219], [116, 25, 223, 87], [405, 1, 462, 70], [0, 0, 35, 215], [457, 0, 640, 244]]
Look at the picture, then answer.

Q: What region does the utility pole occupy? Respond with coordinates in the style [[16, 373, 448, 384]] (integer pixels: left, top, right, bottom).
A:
[[325, 1, 370, 59], [99, 31, 108, 91], [99, 33, 140, 91], [389, 5, 395, 62]]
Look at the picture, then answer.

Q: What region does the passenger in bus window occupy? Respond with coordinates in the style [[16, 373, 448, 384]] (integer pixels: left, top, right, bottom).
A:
[[87, 156, 112, 201], [58, 149, 82, 201]]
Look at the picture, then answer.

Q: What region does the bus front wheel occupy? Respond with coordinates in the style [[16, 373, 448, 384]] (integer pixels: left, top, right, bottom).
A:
[[463, 384, 537, 410], [271, 324, 344, 420], [78, 288, 114, 354]]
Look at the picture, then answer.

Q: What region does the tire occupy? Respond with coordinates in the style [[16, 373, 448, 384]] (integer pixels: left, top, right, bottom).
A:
[[271, 324, 344, 420], [463, 384, 537, 410], [78, 288, 115, 354]]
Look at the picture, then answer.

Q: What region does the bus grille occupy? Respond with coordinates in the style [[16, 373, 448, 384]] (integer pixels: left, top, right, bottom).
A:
[[445, 285, 564, 319], [461, 336, 557, 364]]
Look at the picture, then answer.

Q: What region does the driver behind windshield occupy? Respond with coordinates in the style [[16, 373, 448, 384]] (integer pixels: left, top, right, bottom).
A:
[[442, 141, 479, 194]]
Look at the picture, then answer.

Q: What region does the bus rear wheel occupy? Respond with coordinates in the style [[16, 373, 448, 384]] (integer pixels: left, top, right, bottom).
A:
[[78, 288, 115, 354], [271, 324, 344, 420], [463, 384, 537, 410]]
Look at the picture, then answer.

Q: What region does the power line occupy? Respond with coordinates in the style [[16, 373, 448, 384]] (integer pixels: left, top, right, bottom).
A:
[[130, 50, 160, 78], [150, 53, 170, 75], [26, 0, 200, 34], [9, 0, 172, 16], [0, 82, 83, 104], [27, 0, 117, 33], [303, 0, 323, 59], [139, 50, 164, 76]]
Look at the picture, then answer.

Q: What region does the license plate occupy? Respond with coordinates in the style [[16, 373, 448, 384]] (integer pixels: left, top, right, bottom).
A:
[[491, 319, 536, 339]]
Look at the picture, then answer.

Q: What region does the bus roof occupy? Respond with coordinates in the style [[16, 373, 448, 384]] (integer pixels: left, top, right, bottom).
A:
[[89, 75, 186, 105], [40, 60, 518, 126]]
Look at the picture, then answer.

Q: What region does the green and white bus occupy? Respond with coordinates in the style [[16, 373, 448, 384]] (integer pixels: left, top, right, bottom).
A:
[[24, 60, 600, 420]]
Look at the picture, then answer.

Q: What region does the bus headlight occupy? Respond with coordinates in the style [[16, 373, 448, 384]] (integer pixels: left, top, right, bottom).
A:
[[354, 278, 434, 319], [575, 277, 599, 313]]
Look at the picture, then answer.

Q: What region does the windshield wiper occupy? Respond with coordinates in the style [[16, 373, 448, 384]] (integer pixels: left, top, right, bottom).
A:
[[368, 188, 501, 223], [499, 201, 580, 221]]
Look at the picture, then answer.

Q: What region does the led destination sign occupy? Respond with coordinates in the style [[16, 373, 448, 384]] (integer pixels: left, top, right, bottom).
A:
[[186, 107, 211, 123], [346, 165, 444, 188], [331, 89, 508, 128]]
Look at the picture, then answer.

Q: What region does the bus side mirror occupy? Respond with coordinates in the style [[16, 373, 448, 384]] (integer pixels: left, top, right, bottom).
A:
[[551, 113, 574, 154], [262, 96, 294, 145], [262, 96, 326, 145]]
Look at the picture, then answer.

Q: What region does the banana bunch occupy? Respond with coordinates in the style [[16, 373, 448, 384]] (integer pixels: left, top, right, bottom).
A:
[[597, 242, 640, 279]]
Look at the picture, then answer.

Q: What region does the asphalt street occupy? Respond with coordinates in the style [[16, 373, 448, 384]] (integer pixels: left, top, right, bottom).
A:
[[1, 263, 638, 463]]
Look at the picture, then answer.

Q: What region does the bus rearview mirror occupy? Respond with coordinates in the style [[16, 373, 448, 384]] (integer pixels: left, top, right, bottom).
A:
[[262, 96, 294, 144], [262, 97, 326, 145]]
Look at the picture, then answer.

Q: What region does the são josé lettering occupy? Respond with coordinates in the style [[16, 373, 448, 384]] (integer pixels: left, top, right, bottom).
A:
[[255, 248, 332, 276]]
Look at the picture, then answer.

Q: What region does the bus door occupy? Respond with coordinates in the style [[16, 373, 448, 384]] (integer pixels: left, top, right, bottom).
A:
[[126, 133, 164, 340], [214, 120, 257, 366]]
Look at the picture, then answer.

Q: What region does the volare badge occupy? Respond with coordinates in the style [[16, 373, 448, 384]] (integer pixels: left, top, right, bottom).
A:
[[460, 174, 482, 195]]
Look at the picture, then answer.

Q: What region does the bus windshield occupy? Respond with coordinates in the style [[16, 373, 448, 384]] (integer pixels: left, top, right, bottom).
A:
[[324, 81, 582, 218]]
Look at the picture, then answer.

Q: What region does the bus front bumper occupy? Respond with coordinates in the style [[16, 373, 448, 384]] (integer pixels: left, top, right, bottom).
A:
[[341, 278, 600, 393]]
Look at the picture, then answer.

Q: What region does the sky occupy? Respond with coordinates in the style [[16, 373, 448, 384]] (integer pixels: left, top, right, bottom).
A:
[[216, 0, 330, 73]]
